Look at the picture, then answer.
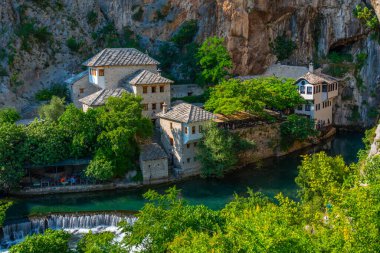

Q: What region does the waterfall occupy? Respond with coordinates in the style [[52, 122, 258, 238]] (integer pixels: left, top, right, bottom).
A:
[[0, 213, 135, 250]]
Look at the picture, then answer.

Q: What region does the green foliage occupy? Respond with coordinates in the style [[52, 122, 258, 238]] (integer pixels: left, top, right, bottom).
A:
[[356, 52, 368, 70], [85, 151, 114, 181], [31, 0, 51, 9], [91, 93, 153, 179], [350, 105, 361, 122], [280, 114, 318, 149], [66, 37, 82, 52], [23, 121, 70, 166], [367, 106, 379, 119], [269, 35, 297, 61], [205, 77, 304, 116], [354, 5, 379, 30], [16, 21, 52, 51], [35, 83, 69, 101], [0, 200, 12, 226], [121, 187, 222, 253], [295, 152, 350, 203], [327, 51, 353, 63], [196, 37, 233, 85], [9, 73, 23, 88], [197, 123, 254, 177], [0, 123, 26, 191], [354, 4, 380, 44], [58, 104, 98, 158], [171, 20, 198, 47], [77, 231, 123, 253], [87, 11, 98, 27], [0, 107, 20, 124], [9, 229, 71, 253], [38, 96, 66, 122], [0, 66, 8, 76], [323, 64, 350, 78]]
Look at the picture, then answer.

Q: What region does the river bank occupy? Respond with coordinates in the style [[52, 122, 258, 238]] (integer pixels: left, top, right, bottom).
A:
[[4, 132, 364, 221]]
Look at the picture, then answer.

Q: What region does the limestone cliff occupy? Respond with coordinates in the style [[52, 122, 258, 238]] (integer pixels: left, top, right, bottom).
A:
[[0, 0, 379, 127]]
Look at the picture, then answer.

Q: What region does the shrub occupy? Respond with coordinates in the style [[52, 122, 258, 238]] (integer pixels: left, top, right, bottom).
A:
[[0, 108, 21, 124], [38, 96, 66, 122], [9, 73, 23, 87], [35, 83, 69, 101], [327, 52, 353, 64], [87, 10, 98, 27], [33, 26, 52, 43], [66, 37, 82, 52], [280, 114, 318, 150], [323, 65, 350, 78], [171, 20, 198, 47], [269, 35, 297, 61]]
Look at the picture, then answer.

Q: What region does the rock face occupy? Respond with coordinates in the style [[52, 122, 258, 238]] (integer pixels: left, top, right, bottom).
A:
[[0, 0, 380, 127]]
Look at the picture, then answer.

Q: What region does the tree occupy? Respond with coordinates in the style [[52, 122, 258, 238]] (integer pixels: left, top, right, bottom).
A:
[[85, 151, 114, 181], [295, 152, 351, 204], [205, 77, 304, 116], [0, 123, 26, 191], [196, 122, 253, 177], [171, 20, 198, 47], [92, 93, 153, 178], [38, 96, 66, 122], [58, 104, 99, 158], [77, 231, 123, 253], [196, 36, 233, 85], [269, 35, 297, 61], [9, 229, 71, 253], [280, 114, 318, 149], [23, 121, 70, 166], [121, 187, 221, 253], [0, 107, 20, 124]]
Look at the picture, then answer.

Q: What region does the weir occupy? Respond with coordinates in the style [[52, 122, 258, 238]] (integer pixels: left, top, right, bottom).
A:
[[0, 213, 135, 250]]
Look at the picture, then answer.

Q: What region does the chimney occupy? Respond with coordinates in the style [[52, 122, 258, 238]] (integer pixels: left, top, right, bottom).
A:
[[157, 68, 162, 76], [162, 102, 168, 114], [309, 62, 314, 73]]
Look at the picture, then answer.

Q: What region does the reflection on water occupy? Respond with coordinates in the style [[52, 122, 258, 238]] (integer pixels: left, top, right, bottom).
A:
[[6, 132, 364, 221]]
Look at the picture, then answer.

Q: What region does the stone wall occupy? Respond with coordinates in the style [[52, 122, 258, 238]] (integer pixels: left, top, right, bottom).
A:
[[140, 157, 169, 183]]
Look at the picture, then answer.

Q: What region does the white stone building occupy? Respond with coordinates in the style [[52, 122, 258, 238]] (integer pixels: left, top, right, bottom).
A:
[[295, 65, 339, 128], [156, 102, 216, 176], [66, 48, 173, 118], [139, 143, 169, 184]]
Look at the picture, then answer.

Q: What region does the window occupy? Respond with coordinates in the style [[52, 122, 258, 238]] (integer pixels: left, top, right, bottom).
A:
[[307, 86, 313, 95], [152, 86, 156, 93], [187, 144, 190, 149], [170, 138, 174, 146], [170, 122, 173, 129], [187, 158, 191, 163], [160, 86, 164, 92], [79, 88, 84, 94], [322, 84, 327, 92], [297, 105, 303, 111], [185, 127, 188, 134], [160, 102, 164, 110], [90, 69, 97, 76], [199, 125, 203, 133], [299, 86, 305, 94], [98, 69, 104, 76], [142, 104, 148, 111], [152, 103, 157, 110], [192, 126, 196, 134], [194, 142, 198, 147], [305, 104, 311, 111], [335, 83, 338, 90], [143, 86, 148, 94]]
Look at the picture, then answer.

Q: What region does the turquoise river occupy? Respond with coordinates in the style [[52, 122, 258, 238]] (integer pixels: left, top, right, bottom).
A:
[[5, 132, 364, 222]]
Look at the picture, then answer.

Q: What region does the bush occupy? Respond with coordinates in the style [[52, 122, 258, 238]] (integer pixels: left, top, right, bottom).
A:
[[0, 108, 21, 124], [323, 65, 350, 78], [327, 51, 353, 64], [280, 114, 318, 150], [33, 26, 52, 43], [66, 37, 82, 52], [35, 83, 69, 101], [38, 96, 66, 122], [87, 11, 98, 27], [171, 20, 198, 47], [269, 35, 297, 61]]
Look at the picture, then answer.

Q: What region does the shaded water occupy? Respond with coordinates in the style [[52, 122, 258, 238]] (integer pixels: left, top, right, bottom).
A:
[[6, 132, 364, 222]]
